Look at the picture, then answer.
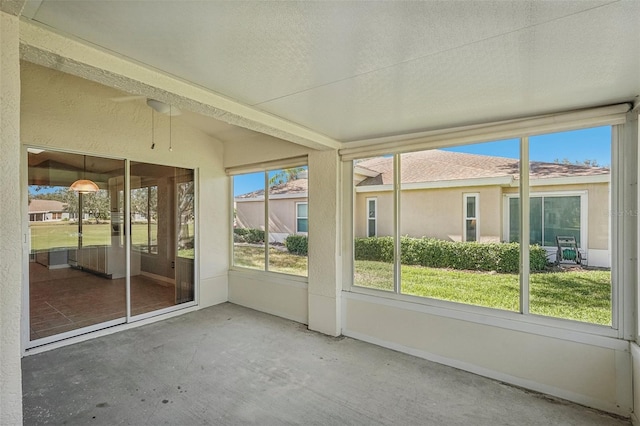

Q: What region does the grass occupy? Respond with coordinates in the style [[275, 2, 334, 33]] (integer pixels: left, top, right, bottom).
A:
[[233, 245, 308, 277], [30, 222, 157, 250], [355, 260, 611, 326]]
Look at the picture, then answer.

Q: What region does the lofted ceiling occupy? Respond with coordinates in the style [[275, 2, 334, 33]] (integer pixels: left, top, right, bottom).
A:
[[16, 0, 640, 145]]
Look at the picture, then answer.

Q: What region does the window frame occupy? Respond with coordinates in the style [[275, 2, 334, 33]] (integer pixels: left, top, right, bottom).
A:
[[296, 201, 308, 234], [344, 122, 628, 340], [503, 191, 588, 250], [463, 193, 479, 242], [229, 160, 309, 279], [366, 197, 377, 237]]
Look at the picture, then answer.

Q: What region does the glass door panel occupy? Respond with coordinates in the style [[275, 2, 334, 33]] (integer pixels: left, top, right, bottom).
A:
[[130, 162, 195, 316], [28, 150, 126, 340]]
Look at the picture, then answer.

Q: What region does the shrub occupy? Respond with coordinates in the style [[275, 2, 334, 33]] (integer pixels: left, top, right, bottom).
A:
[[233, 228, 265, 244], [285, 235, 308, 256], [354, 236, 548, 274]]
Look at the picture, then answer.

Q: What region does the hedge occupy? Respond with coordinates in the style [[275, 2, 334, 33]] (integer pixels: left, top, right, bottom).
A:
[[354, 237, 548, 274], [285, 235, 308, 256], [233, 228, 265, 244]]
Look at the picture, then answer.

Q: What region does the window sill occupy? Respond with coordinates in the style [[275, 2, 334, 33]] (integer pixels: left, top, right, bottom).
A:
[[229, 267, 309, 288]]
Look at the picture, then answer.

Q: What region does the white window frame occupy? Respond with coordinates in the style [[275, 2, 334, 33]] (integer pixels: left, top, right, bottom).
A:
[[295, 201, 308, 234], [503, 191, 588, 250], [463, 193, 479, 242], [228, 159, 309, 280], [366, 197, 377, 237], [344, 119, 630, 340]]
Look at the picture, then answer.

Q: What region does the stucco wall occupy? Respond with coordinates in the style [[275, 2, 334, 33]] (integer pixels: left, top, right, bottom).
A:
[[20, 62, 229, 310], [358, 182, 609, 251], [400, 185, 503, 242], [343, 294, 631, 416], [354, 190, 394, 237], [0, 11, 24, 425], [224, 135, 311, 169], [355, 186, 503, 241], [236, 197, 307, 236]]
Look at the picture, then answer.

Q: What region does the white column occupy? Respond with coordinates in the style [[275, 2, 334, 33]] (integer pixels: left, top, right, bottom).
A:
[[307, 150, 341, 336], [0, 10, 24, 425]]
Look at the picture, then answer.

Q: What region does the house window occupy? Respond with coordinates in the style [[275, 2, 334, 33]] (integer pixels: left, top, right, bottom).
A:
[[232, 164, 308, 277], [366, 198, 377, 237], [463, 193, 478, 242], [350, 125, 614, 327], [507, 194, 582, 247], [296, 202, 308, 233]]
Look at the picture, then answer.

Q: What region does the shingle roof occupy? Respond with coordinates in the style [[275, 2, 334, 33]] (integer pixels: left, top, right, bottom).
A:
[[356, 150, 609, 186], [236, 178, 308, 199], [28, 199, 67, 213]]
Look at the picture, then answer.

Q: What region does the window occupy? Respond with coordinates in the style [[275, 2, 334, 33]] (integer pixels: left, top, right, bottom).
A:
[[507, 194, 583, 247], [366, 198, 377, 237], [296, 202, 308, 233], [463, 193, 478, 242], [351, 125, 614, 327], [232, 165, 308, 277]]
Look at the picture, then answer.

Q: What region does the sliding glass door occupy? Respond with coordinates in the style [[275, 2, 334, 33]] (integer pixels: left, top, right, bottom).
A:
[[27, 149, 196, 344], [129, 162, 195, 317]]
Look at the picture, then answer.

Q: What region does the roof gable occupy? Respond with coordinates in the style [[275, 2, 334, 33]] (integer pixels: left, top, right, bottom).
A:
[[28, 199, 67, 213], [357, 150, 609, 186]]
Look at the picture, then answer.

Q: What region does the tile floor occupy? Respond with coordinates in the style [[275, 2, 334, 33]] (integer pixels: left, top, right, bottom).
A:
[[29, 262, 178, 340]]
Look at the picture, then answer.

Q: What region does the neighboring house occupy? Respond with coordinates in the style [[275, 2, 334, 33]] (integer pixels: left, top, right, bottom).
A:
[[354, 150, 611, 267], [28, 199, 69, 222], [235, 178, 308, 243]]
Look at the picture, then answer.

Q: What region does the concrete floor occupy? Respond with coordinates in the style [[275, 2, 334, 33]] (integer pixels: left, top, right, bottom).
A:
[[22, 303, 629, 426]]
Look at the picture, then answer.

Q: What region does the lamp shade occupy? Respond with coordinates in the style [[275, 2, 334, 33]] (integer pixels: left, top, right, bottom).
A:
[[69, 179, 99, 194]]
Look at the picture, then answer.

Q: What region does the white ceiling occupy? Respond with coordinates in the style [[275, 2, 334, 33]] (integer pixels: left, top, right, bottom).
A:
[[20, 0, 640, 144]]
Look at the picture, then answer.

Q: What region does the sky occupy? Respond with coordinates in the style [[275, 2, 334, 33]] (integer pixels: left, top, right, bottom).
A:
[[443, 125, 611, 166], [233, 126, 612, 196]]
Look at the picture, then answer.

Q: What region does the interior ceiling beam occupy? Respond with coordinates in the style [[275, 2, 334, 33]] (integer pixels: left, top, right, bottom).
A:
[[18, 19, 342, 151]]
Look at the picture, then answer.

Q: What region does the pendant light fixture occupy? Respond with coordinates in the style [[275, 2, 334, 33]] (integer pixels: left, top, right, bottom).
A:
[[70, 155, 99, 193], [169, 105, 173, 152], [150, 107, 156, 150]]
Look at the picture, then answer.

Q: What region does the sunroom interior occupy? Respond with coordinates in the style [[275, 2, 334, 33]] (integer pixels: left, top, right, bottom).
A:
[[1, 1, 640, 424]]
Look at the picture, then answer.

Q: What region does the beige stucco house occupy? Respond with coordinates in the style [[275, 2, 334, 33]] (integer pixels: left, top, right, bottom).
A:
[[354, 150, 611, 267], [28, 199, 68, 222], [235, 178, 308, 243]]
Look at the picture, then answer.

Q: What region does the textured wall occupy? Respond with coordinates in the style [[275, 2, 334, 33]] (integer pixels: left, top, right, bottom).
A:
[[0, 11, 24, 425], [344, 296, 631, 416], [307, 150, 341, 335]]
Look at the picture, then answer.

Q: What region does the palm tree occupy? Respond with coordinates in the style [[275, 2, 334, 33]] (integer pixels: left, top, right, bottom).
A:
[[268, 167, 306, 186]]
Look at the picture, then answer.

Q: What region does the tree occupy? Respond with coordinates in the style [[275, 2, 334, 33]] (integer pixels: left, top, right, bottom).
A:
[[177, 181, 194, 250], [131, 186, 157, 222], [83, 190, 110, 223], [268, 167, 306, 186]]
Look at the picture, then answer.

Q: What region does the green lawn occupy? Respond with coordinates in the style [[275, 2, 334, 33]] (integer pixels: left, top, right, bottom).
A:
[[233, 245, 308, 277], [30, 222, 157, 250], [355, 260, 611, 326]]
